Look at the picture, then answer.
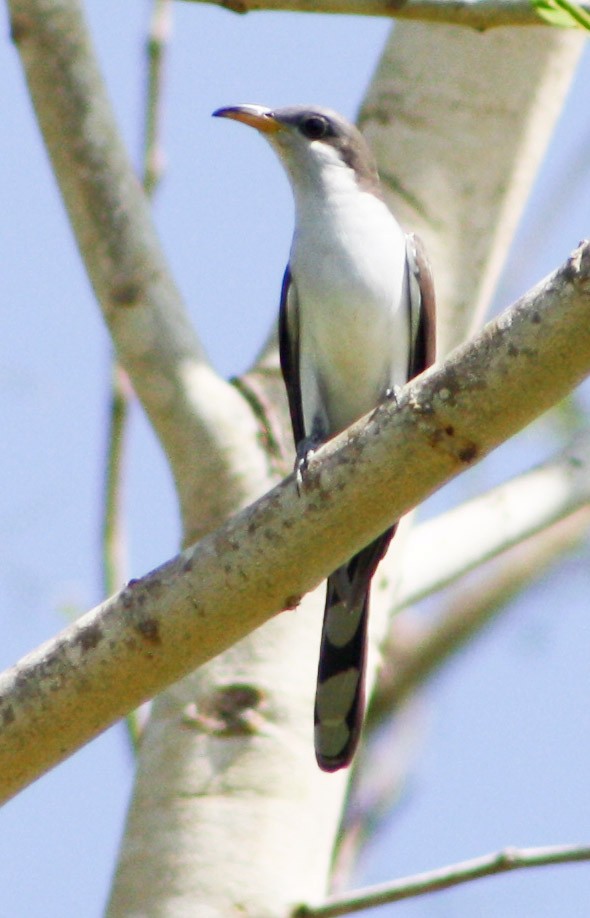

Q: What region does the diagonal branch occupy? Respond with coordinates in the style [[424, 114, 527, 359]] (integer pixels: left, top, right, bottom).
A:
[[8, 0, 268, 536], [142, 0, 172, 196], [0, 241, 589, 803], [372, 506, 590, 722], [398, 430, 590, 608], [337, 505, 589, 876], [362, 436, 590, 727], [294, 843, 590, 916]]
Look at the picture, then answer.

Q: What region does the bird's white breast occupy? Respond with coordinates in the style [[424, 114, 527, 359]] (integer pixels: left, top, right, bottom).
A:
[[289, 165, 409, 436]]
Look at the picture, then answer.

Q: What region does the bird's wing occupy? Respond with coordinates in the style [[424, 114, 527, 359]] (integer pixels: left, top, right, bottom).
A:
[[406, 233, 436, 378], [278, 266, 306, 446]]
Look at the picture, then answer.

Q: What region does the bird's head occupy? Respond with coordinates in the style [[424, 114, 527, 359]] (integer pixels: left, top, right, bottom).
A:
[[213, 104, 380, 195]]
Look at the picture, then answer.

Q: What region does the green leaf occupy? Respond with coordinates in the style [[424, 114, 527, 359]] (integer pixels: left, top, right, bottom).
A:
[[531, 0, 590, 28]]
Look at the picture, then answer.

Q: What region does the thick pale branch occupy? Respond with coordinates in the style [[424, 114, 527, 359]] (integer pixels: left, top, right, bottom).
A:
[[366, 436, 590, 721], [373, 507, 590, 720], [399, 431, 590, 608], [9, 0, 268, 536], [295, 844, 590, 916], [344, 507, 589, 873], [0, 242, 589, 803], [182, 0, 590, 30]]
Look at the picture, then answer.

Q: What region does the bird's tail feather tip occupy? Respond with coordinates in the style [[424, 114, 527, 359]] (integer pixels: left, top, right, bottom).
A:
[[314, 729, 357, 772], [316, 752, 352, 773], [314, 700, 363, 773]]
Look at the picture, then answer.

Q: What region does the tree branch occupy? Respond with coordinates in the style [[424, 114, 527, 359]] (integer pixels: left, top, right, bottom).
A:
[[373, 506, 590, 721], [142, 0, 172, 196], [8, 0, 269, 538], [1, 241, 589, 803], [331, 500, 589, 881], [181, 0, 590, 32], [295, 843, 590, 916], [101, 364, 131, 599], [398, 430, 590, 608]]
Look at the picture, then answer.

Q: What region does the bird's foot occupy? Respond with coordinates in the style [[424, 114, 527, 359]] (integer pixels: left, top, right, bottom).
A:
[[383, 385, 402, 405], [370, 386, 402, 422], [294, 437, 321, 495]]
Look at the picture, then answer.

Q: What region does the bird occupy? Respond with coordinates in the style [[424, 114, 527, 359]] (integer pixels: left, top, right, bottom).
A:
[[213, 104, 436, 772]]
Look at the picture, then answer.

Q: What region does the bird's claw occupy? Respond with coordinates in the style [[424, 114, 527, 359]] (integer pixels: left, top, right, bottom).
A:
[[370, 386, 402, 423], [383, 385, 402, 405], [294, 438, 319, 495]]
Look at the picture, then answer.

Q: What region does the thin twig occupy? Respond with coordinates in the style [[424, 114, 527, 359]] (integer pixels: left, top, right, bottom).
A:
[[142, 0, 172, 196], [294, 844, 590, 916], [101, 362, 131, 601]]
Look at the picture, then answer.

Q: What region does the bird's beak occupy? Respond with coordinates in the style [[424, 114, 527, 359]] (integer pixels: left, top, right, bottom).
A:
[[212, 104, 283, 135]]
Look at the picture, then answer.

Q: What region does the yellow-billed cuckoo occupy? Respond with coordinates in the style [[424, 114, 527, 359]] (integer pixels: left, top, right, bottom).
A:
[[213, 104, 436, 772]]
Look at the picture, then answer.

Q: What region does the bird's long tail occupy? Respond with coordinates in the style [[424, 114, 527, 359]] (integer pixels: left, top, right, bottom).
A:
[[314, 527, 395, 772]]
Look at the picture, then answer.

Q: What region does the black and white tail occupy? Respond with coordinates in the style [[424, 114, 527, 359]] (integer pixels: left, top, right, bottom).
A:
[[314, 528, 395, 772]]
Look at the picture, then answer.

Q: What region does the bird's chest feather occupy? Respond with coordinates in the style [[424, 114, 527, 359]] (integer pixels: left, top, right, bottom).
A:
[[292, 194, 406, 376], [290, 190, 409, 432]]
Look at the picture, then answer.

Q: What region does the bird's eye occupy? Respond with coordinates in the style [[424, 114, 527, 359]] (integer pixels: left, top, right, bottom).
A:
[[299, 115, 329, 140]]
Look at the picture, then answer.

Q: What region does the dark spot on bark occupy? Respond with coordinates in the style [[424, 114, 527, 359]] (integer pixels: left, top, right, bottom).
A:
[[200, 683, 265, 735], [531, 311, 541, 324], [445, 425, 454, 436], [10, 12, 32, 43], [143, 577, 164, 599], [189, 598, 204, 617], [284, 594, 302, 610], [1, 704, 15, 726], [222, 0, 248, 13], [215, 533, 241, 554], [74, 623, 103, 653], [111, 281, 142, 307], [459, 444, 478, 463], [220, 684, 262, 713], [135, 617, 161, 644]]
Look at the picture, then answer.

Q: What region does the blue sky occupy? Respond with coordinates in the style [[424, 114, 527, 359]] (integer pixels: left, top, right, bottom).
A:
[[1, 2, 589, 915]]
